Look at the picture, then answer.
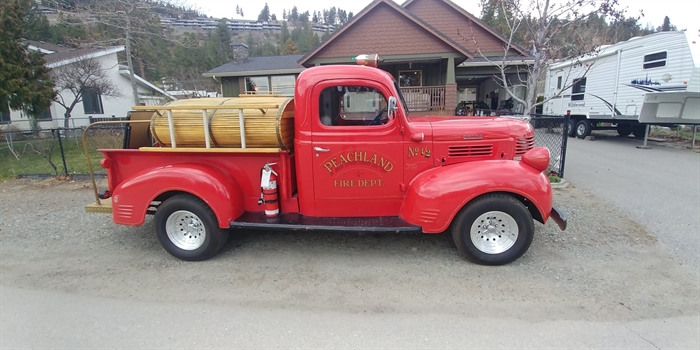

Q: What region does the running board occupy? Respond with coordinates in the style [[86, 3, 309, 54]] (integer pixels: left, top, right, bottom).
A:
[[230, 212, 423, 233]]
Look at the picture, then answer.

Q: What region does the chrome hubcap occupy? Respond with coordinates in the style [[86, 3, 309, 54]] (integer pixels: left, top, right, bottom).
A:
[[577, 124, 586, 134], [166, 210, 206, 250], [470, 211, 518, 254]]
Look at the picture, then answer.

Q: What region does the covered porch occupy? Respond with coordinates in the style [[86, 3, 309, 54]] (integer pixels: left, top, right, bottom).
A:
[[454, 57, 534, 115], [376, 54, 461, 114]]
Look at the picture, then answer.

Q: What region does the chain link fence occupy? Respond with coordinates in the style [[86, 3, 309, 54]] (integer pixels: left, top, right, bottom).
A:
[[1, 117, 127, 179], [528, 114, 570, 178]]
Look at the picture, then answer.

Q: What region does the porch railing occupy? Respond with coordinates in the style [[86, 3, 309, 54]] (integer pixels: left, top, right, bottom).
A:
[[399, 85, 446, 112]]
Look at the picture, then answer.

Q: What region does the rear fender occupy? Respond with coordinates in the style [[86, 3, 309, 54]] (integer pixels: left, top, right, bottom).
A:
[[400, 160, 553, 233], [111, 163, 244, 228]]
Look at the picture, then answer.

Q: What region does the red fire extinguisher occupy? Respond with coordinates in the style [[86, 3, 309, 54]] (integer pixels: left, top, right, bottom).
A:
[[258, 162, 279, 217]]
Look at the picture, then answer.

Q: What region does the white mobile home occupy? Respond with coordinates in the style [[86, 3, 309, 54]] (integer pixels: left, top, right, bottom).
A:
[[542, 30, 700, 139]]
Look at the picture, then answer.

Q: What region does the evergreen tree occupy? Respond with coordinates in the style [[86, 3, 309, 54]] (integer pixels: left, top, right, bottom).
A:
[[290, 6, 298, 21], [258, 3, 270, 22], [279, 21, 291, 46], [658, 16, 676, 31], [0, 0, 56, 117]]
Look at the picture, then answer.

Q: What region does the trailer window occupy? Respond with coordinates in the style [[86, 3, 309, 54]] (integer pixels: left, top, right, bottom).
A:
[[643, 52, 667, 69], [571, 77, 586, 101], [318, 85, 389, 127]]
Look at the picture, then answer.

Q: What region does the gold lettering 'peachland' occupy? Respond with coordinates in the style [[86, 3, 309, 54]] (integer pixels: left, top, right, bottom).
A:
[[334, 179, 384, 187], [324, 151, 394, 173], [408, 147, 431, 159]]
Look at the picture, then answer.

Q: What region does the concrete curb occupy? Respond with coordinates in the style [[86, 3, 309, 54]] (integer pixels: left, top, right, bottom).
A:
[[550, 178, 569, 189]]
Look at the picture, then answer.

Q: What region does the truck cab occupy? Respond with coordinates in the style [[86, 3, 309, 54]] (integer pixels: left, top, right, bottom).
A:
[[84, 54, 566, 265]]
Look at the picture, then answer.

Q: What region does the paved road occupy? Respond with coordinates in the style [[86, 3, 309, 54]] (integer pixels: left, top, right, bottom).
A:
[[2, 285, 697, 348], [563, 133, 700, 271]]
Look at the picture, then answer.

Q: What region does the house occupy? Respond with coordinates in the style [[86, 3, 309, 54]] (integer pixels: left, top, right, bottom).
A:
[[1, 40, 177, 130], [203, 0, 533, 114], [203, 42, 305, 98]]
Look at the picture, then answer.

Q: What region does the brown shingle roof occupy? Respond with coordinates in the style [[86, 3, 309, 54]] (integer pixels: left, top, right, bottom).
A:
[[296, 0, 473, 67]]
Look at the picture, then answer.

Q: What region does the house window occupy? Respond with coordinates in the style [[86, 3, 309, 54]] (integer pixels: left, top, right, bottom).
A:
[[557, 76, 562, 90], [571, 77, 586, 101], [0, 110, 9, 124], [271, 75, 296, 96], [398, 70, 422, 87], [83, 88, 104, 114], [643, 52, 667, 69], [245, 76, 270, 94], [318, 85, 389, 127]]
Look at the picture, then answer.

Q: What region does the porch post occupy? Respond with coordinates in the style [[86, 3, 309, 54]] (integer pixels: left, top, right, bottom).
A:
[[445, 57, 457, 113], [446, 57, 456, 84]]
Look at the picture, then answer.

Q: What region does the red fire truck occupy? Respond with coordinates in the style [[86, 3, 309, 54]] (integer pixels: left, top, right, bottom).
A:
[[84, 54, 566, 265]]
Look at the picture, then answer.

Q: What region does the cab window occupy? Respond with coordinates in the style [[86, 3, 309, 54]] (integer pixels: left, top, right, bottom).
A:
[[318, 85, 390, 127]]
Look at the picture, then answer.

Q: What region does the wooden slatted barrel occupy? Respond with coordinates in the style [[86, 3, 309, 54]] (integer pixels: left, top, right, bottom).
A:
[[149, 96, 295, 149]]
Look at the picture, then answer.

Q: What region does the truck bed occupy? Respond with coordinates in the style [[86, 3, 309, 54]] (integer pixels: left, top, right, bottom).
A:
[[100, 147, 298, 213]]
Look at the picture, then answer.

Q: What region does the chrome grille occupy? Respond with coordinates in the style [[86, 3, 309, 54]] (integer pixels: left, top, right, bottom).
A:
[[515, 136, 535, 155]]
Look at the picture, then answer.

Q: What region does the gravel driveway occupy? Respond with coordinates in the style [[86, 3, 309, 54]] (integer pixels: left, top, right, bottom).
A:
[[1, 178, 698, 347]]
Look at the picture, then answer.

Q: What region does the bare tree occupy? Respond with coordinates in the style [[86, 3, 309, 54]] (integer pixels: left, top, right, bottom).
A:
[[459, 0, 631, 115], [55, 0, 192, 105], [52, 56, 122, 128]]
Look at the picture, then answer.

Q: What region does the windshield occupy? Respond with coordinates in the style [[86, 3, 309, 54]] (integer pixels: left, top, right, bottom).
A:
[[394, 81, 410, 116]]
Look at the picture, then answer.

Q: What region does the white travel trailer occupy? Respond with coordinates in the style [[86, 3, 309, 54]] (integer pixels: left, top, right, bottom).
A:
[[543, 30, 700, 139]]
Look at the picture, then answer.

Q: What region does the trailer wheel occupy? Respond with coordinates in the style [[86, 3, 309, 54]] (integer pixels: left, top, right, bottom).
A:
[[451, 194, 534, 265], [154, 194, 227, 261], [575, 120, 592, 139], [632, 124, 647, 139], [617, 124, 633, 137], [566, 119, 576, 137]]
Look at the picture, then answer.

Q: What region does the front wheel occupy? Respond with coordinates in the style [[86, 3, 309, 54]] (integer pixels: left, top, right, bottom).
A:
[[451, 194, 535, 265], [154, 194, 228, 261], [575, 120, 592, 139]]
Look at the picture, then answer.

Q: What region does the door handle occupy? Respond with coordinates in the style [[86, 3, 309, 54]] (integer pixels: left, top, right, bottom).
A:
[[410, 133, 424, 142], [314, 147, 330, 152]]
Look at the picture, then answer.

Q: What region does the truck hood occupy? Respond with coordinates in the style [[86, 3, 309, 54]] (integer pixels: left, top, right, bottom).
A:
[[408, 115, 514, 141], [406, 115, 534, 165]]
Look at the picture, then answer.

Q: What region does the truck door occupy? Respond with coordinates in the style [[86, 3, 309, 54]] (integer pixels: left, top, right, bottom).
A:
[[310, 80, 404, 217]]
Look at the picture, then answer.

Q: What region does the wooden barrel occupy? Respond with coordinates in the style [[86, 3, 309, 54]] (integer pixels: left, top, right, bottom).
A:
[[149, 96, 295, 149]]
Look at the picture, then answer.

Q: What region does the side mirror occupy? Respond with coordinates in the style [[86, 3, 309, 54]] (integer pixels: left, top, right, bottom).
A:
[[388, 96, 398, 119]]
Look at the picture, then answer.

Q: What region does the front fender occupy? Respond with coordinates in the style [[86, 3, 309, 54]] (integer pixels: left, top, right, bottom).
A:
[[111, 163, 244, 228], [400, 160, 553, 233]]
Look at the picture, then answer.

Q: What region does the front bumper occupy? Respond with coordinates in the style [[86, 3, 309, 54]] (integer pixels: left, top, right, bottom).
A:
[[549, 206, 567, 230]]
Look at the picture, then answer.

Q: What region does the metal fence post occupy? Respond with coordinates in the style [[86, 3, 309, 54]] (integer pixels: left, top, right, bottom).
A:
[[559, 110, 571, 178], [55, 128, 69, 176]]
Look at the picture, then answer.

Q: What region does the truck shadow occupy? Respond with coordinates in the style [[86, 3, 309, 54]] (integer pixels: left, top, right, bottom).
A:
[[220, 228, 463, 261]]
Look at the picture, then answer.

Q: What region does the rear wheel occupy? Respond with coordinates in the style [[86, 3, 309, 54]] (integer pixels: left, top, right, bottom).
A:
[[451, 194, 535, 265], [566, 119, 576, 137], [632, 124, 647, 139], [154, 194, 227, 261], [617, 124, 633, 137]]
